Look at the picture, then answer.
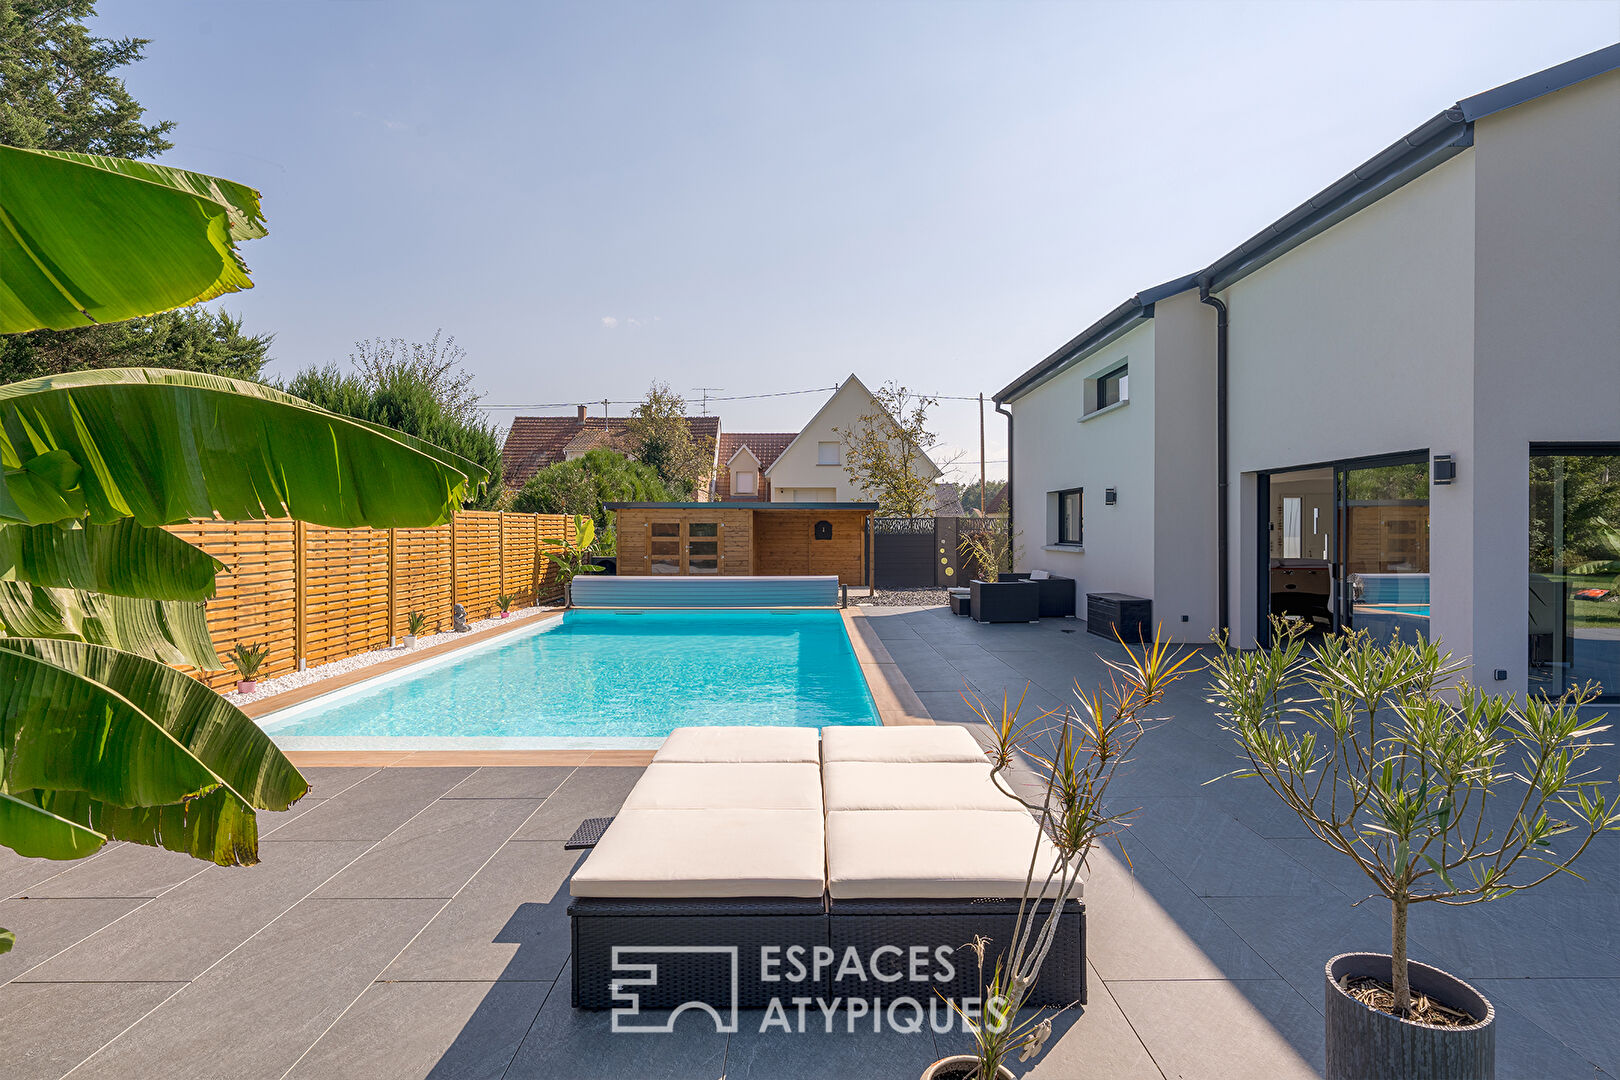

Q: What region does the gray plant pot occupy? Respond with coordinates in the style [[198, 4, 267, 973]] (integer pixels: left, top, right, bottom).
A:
[[920, 1056, 1014, 1080], [1325, 952, 1495, 1080]]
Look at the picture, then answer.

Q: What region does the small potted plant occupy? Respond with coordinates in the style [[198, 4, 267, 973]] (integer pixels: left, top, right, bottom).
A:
[[1206, 620, 1619, 1080], [958, 524, 1037, 624], [227, 642, 269, 694], [924, 630, 1193, 1080], [403, 611, 427, 648], [497, 593, 513, 618]]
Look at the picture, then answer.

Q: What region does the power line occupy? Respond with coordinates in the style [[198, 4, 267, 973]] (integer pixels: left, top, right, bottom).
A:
[[476, 385, 843, 410]]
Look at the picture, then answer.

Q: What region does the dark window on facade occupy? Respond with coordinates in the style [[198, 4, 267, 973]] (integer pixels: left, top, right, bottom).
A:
[[1057, 489, 1082, 546], [1096, 364, 1128, 410], [814, 520, 833, 541]]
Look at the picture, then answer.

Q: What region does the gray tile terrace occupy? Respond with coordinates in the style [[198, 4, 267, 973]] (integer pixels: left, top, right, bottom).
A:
[[1, 606, 1615, 1079]]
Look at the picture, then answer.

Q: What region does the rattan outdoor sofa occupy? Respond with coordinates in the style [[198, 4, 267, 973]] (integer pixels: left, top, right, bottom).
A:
[[567, 725, 1086, 1010]]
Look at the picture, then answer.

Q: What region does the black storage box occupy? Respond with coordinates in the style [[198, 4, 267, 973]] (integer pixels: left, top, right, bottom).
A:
[[1086, 592, 1151, 642]]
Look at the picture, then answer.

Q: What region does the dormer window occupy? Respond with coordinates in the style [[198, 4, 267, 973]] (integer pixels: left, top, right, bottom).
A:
[[734, 470, 756, 495]]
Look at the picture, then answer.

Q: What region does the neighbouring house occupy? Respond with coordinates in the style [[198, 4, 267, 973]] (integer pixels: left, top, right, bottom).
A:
[[715, 431, 797, 500], [500, 405, 722, 494], [993, 45, 1620, 700], [765, 374, 946, 507]]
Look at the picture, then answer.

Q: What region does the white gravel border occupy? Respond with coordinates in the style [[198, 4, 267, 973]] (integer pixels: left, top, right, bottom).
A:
[[225, 604, 560, 706]]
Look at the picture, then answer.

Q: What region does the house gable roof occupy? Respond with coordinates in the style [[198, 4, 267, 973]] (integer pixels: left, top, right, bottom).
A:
[[995, 44, 1620, 405], [763, 375, 943, 481]]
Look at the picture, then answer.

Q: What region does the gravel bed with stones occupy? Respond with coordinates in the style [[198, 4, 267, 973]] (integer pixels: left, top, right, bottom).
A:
[[856, 588, 951, 607], [226, 604, 560, 707]]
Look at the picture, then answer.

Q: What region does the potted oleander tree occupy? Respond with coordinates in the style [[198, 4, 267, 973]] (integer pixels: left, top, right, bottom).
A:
[[959, 524, 1036, 624], [403, 611, 428, 648], [1206, 620, 1619, 1080], [228, 642, 270, 694], [923, 630, 1195, 1080]]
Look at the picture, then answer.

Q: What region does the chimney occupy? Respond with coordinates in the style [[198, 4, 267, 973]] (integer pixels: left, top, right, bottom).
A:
[[576, 404, 587, 421]]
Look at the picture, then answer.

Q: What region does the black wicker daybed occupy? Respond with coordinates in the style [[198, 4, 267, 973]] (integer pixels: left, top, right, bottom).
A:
[[567, 726, 1086, 1011]]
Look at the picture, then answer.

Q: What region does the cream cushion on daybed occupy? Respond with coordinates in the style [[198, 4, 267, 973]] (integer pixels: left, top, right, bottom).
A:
[[822, 761, 1013, 812], [820, 724, 986, 763], [624, 762, 823, 811], [654, 725, 820, 763], [570, 808, 826, 898], [825, 808, 1081, 900]]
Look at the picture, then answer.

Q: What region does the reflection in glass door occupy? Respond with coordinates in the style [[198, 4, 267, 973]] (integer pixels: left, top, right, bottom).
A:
[[1530, 447, 1620, 700], [1336, 456, 1430, 645]]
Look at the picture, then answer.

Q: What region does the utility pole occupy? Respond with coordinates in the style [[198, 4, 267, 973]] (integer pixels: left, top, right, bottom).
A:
[[693, 388, 723, 416], [978, 392, 987, 516]]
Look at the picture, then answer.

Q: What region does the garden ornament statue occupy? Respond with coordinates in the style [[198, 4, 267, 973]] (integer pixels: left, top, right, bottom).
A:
[[452, 603, 470, 632]]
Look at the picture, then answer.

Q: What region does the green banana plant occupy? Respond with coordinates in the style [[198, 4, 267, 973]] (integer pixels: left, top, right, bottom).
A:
[[0, 149, 490, 956]]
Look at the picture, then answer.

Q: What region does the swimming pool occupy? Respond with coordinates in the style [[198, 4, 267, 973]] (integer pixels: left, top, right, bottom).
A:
[[258, 609, 881, 749]]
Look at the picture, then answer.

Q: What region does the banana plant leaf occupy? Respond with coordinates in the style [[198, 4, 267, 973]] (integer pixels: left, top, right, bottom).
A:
[[0, 519, 222, 600], [0, 368, 490, 528], [0, 790, 107, 860], [2, 638, 304, 812], [0, 581, 220, 668], [0, 639, 230, 807], [0, 146, 265, 333]]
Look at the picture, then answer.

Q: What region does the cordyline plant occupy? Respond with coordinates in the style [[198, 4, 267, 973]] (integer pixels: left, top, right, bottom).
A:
[[954, 630, 1193, 1078], [1206, 619, 1619, 1018]]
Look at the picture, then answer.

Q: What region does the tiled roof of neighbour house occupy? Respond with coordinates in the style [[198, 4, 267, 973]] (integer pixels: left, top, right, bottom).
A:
[[715, 432, 797, 499], [501, 414, 722, 488], [985, 486, 1008, 515], [934, 483, 964, 516]]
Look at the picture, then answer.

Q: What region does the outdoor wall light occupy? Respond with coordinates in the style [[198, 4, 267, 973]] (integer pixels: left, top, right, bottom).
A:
[[1432, 455, 1457, 485], [1104, 488, 1118, 505]]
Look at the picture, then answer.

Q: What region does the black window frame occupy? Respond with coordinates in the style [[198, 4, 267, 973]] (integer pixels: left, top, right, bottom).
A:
[[1096, 364, 1127, 411], [1056, 487, 1083, 546]]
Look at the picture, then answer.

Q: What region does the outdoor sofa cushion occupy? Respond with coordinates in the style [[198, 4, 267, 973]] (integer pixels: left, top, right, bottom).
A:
[[820, 724, 986, 763], [822, 761, 1018, 812], [569, 808, 826, 899], [653, 725, 820, 764], [623, 762, 823, 811], [825, 809, 1081, 900]]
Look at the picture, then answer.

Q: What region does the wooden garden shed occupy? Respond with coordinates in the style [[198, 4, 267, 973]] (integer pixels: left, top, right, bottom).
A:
[[606, 502, 877, 586]]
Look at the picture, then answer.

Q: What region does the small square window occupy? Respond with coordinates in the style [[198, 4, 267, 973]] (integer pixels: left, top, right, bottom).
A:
[[818, 441, 841, 465], [1057, 488, 1082, 546], [734, 471, 756, 495], [1096, 365, 1127, 411], [689, 522, 719, 537]]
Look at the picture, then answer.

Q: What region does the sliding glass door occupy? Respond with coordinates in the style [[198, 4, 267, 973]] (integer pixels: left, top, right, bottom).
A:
[[1530, 447, 1620, 699]]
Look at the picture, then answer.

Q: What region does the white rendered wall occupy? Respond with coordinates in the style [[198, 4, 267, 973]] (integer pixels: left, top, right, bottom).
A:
[[768, 376, 942, 503], [1007, 320, 1157, 618], [1469, 70, 1620, 692], [1221, 153, 1478, 654]]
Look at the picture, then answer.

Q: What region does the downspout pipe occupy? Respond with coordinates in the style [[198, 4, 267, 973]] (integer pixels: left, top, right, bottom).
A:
[[995, 400, 1014, 559], [1199, 286, 1230, 637]]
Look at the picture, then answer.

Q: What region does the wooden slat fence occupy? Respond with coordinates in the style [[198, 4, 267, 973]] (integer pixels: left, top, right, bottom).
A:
[[166, 512, 576, 689]]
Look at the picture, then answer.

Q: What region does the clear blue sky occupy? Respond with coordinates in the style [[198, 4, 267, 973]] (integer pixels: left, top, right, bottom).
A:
[[96, 1, 1618, 481]]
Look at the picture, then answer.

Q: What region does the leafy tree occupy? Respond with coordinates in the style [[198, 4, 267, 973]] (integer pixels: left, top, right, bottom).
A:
[[624, 381, 713, 497], [0, 0, 174, 156], [0, 308, 273, 382], [283, 353, 503, 510], [957, 479, 1006, 515], [510, 448, 672, 527], [347, 330, 482, 424], [835, 382, 942, 517]]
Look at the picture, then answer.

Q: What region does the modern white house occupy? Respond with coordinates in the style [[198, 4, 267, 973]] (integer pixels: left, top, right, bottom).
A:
[[994, 46, 1620, 699], [765, 374, 945, 506]]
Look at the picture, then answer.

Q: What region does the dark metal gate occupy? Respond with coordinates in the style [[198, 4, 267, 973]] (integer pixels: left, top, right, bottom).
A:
[[870, 517, 990, 588]]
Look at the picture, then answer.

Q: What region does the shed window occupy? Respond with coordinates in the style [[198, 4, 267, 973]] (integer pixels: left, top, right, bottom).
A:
[[814, 520, 833, 541], [817, 441, 841, 465]]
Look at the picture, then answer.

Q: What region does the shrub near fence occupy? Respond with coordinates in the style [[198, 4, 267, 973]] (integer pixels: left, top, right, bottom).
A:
[[167, 512, 577, 690]]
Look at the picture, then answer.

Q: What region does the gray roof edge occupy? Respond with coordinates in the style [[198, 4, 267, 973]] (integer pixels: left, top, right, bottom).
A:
[[605, 501, 878, 510], [1458, 43, 1620, 121], [994, 272, 1198, 404]]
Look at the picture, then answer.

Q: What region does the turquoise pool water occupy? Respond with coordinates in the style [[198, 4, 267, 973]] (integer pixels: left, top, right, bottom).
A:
[[259, 609, 880, 749], [1360, 604, 1431, 617]]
